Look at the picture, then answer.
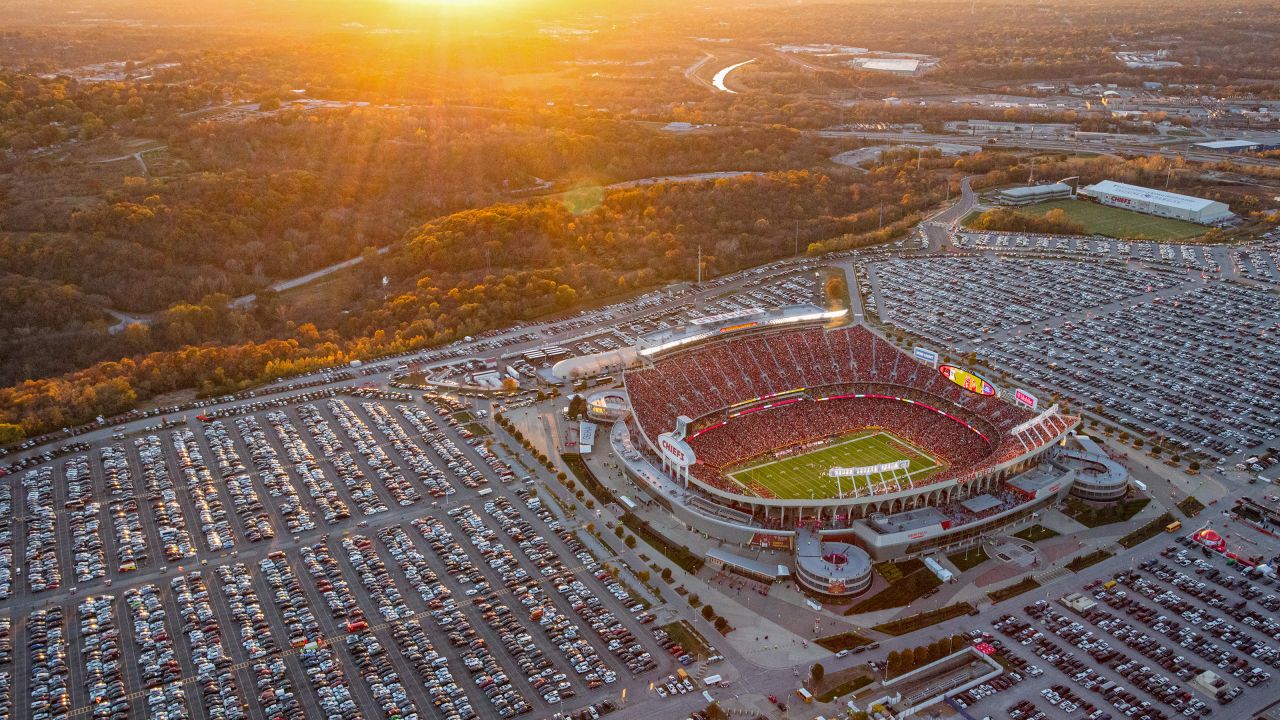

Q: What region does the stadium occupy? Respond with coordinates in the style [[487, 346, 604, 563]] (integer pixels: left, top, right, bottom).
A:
[[562, 304, 1128, 597]]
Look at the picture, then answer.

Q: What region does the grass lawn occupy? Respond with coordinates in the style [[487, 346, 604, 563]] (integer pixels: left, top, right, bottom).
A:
[[727, 430, 939, 499], [947, 547, 990, 572], [988, 577, 1042, 604], [1066, 549, 1115, 572], [1017, 199, 1205, 241], [1014, 525, 1060, 543], [816, 673, 874, 703], [661, 621, 712, 659], [1063, 496, 1150, 528], [873, 603, 976, 636], [846, 566, 941, 614], [1178, 496, 1206, 518], [463, 422, 491, 437], [815, 631, 874, 652], [1120, 512, 1177, 549]]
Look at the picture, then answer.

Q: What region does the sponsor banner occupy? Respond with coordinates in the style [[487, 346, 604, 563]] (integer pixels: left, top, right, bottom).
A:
[[1013, 388, 1039, 410], [828, 460, 909, 478], [913, 346, 939, 366], [939, 364, 997, 396], [751, 533, 792, 551]]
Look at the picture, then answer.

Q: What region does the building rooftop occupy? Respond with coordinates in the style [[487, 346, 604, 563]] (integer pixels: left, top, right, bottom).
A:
[[869, 506, 948, 534], [1193, 139, 1259, 150], [707, 548, 790, 580], [961, 494, 1003, 514], [998, 182, 1072, 198], [1080, 180, 1221, 212]]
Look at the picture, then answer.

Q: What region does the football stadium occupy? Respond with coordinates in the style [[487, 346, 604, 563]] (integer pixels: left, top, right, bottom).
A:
[[560, 304, 1129, 598]]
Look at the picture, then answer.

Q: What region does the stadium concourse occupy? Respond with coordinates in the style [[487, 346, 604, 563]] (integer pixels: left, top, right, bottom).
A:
[[599, 313, 1131, 585]]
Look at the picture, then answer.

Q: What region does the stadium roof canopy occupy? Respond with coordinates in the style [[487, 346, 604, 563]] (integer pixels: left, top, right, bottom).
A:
[[960, 494, 1003, 514], [636, 303, 846, 357], [707, 548, 790, 580], [1079, 180, 1218, 212]]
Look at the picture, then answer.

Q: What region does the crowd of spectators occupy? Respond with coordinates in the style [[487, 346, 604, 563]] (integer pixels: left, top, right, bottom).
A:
[[625, 326, 1033, 445], [625, 326, 1060, 499]]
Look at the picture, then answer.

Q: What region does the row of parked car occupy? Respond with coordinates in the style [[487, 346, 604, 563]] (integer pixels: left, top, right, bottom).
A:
[[95, 446, 150, 576], [235, 414, 319, 531], [406, 404, 491, 490], [213, 564, 303, 719], [327, 399, 421, 506], [22, 467, 60, 593], [365, 403, 456, 499], [78, 594, 127, 719], [64, 456, 106, 582], [202, 421, 277, 542], [299, 541, 420, 719], [1014, 603, 1203, 720], [258, 552, 359, 718], [169, 572, 249, 720], [171, 428, 238, 551], [28, 605, 69, 720], [412, 513, 544, 715], [266, 409, 353, 523], [452, 502, 600, 701], [134, 436, 197, 562], [296, 404, 388, 516], [0, 483, 12, 600], [373, 525, 481, 720], [122, 584, 189, 720]]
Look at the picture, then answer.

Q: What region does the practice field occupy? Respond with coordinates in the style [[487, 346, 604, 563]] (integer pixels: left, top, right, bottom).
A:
[[726, 430, 940, 499], [1018, 199, 1205, 241]]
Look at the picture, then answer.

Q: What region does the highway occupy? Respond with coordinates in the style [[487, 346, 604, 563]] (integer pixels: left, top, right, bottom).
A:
[[819, 129, 1280, 169]]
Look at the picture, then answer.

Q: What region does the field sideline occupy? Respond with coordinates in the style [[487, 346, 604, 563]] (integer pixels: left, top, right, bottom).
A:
[[726, 430, 940, 500]]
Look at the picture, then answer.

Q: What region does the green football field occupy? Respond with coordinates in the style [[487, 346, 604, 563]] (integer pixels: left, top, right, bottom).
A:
[[1018, 199, 1206, 241], [726, 430, 940, 499]]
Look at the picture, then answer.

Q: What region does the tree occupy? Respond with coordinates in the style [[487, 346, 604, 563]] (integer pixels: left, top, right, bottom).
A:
[[701, 605, 716, 621], [886, 650, 901, 676], [586, 523, 595, 535], [615, 526, 625, 539], [0, 423, 22, 445], [661, 567, 674, 583], [1188, 461, 1200, 473], [811, 663, 825, 685], [567, 394, 588, 419], [501, 377, 519, 392], [636, 570, 650, 584], [625, 535, 637, 549]]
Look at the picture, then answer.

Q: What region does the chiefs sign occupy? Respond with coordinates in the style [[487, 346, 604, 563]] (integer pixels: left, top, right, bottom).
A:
[[657, 432, 695, 468]]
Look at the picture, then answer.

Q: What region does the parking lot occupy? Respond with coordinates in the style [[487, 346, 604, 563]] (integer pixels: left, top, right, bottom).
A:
[[0, 394, 667, 720], [948, 536, 1280, 720], [868, 255, 1280, 465]]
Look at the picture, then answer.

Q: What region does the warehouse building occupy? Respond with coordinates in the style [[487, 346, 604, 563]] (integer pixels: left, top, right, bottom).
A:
[[994, 182, 1074, 206], [1192, 139, 1260, 153], [1078, 180, 1233, 225]]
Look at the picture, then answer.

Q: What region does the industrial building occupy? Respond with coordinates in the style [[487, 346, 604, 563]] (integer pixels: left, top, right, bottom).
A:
[[1193, 139, 1260, 153], [1078, 180, 1233, 225], [994, 182, 1074, 206]]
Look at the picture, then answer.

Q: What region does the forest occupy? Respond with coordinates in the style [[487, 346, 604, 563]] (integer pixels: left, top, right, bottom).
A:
[[2, 0, 1279, 440]]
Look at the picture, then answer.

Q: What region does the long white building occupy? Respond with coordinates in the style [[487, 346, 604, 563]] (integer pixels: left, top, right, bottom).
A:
[[1079, 180, 1233, 225]]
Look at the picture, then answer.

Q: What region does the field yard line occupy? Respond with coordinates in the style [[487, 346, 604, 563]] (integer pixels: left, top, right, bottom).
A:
[[731, 430, 878, 475]]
